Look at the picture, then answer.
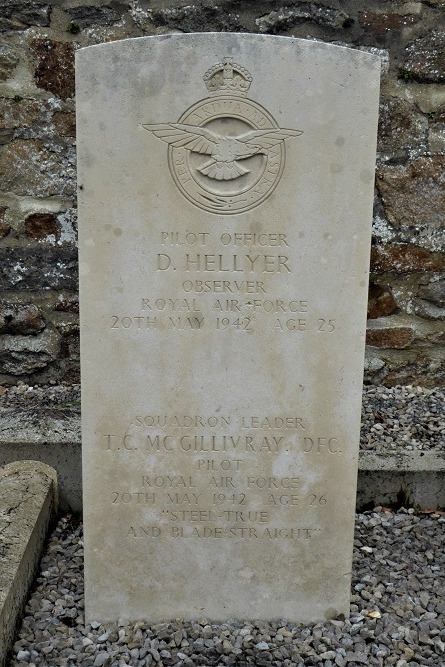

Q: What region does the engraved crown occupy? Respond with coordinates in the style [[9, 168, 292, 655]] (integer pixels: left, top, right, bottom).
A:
[[203, 57, 252, 97]]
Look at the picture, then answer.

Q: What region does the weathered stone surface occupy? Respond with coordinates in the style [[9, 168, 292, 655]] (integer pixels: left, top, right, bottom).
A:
[[0, 44, 19, 80], [360, 11, 420, 36], [61, 332, 80, 363], [31, 39, 75, 100], [78, 34, 379, 622], [413, 299, 445, 320], [0, 206, 10, 239], [0, 98, 76, 147], [368, 274, 425, 313], [429, 123, 445, 152], [0, 221, 10, 238], [53, 295, 79, 313], [427, 331, 445, 344], [0, 327, 59, 374], [401, 83, 445, 115], [51, 312, 79, 336], [0, 461, 56, 667], [403, 31, 445, 83], [434, 104, 445, 123], [151, 5, 241, 31], [371, 244, 445, 273], [377, 97, 427, 160], [0, 2, 50, 31], [418, 279, 445, 307], [0, 410, 81, 510], [67, 4, 128, 28], [376, 156, 445, 229], [56, 208, 77, 246], [364, 348, 385, 376], [366, 326, 414, 349], [0, 139, 76, 197], [52, 111, 76, 138], [255, 5, 351, 33], [0, 301, 45, 335], [373, 208, 445, 254], [382, 360, 445, 388], [59, 345, 81, 384], [0, 128, 14, 145], [24, 212, 59, 239], [0, 98, 42, 131], [367, 282, 397, 319], [0, 248, 78, 290]]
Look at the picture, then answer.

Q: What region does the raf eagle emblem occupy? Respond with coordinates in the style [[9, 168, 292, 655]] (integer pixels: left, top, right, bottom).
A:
[[142, 57, 304, 213], [143, 123, 303, 181]]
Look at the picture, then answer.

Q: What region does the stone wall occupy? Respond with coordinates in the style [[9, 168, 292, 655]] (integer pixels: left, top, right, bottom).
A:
[[0, 0, 444, 386]]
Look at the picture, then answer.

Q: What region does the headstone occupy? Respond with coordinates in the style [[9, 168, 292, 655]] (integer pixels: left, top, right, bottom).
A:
[[76, 33, 380, 623]]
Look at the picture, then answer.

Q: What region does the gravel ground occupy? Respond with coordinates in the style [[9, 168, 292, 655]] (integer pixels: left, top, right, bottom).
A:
[[360, 386, 445, 453], [0, 384, 81, 411], [9, 509, 445, 667], [0, 383, 444, 452]]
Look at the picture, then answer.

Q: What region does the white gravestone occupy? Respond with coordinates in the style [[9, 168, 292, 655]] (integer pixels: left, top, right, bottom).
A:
[[76, 33, 380, 622]]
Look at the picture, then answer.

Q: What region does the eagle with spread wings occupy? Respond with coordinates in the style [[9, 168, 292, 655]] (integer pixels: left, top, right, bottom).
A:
[[143, 123, 303, 181]]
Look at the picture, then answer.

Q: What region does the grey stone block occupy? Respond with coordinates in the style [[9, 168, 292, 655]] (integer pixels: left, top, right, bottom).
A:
[[0, 248, 78, 291], [0, 409, 81, 512], [0, 460, 57, 667]]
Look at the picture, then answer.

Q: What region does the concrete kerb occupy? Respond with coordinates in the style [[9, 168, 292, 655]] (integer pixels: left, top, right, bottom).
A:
[[358, 450, 445, 509], [0, 460, 58, 667], [0, 408, 81, 513]]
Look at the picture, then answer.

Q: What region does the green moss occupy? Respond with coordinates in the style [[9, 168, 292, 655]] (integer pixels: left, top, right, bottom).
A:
[[398, 69, 414, 83], [396, 485, 413, 510], [67, 21, 81, 34], [60, 399, 81, 407]]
